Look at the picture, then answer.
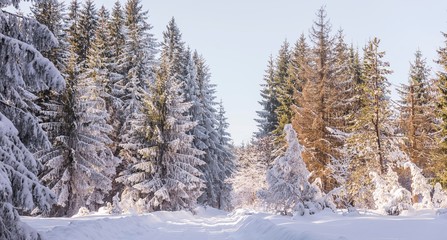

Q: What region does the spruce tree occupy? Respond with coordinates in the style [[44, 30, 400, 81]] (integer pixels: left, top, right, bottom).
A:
[[216, 101, 235, 210], [294, 7, 338, 191], [255, 55, 279, 138], [117, 0, 157, 171], [261, 124, 328, 216], [118, 18, 204, 212], [192, 51, 231, 209], [31, 0, 66, 71], [0, 3, 64, 238], [273, 40, 292, 138], [77, 0, 97, 65], [398, 50, 437, 176], [435, 31, 447, 186], [346, 38, 393, 207]]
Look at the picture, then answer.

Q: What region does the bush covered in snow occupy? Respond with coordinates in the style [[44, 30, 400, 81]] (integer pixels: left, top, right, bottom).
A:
[[370, 168, 412, 215], [404, 162, 434, 209], [433, 183, 447, 208], [260, 124, 334, 216]]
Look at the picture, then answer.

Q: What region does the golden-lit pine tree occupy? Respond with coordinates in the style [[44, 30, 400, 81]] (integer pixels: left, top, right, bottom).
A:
[[398, 50, 437, 177]]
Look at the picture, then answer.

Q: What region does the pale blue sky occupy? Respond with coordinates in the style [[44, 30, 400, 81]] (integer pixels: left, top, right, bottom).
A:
[[12, 0, 447, 144]]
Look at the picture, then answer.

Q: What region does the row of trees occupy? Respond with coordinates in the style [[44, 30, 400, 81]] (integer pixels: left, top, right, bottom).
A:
[[244, 7, 447, 210], [0, 0, 234, 238]]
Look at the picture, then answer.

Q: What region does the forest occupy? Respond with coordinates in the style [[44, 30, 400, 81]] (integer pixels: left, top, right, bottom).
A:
[[1, 0, 447, 239]]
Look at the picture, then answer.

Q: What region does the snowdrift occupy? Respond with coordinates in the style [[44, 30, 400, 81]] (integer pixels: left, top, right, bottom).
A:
[[23, 207, 447, 240]]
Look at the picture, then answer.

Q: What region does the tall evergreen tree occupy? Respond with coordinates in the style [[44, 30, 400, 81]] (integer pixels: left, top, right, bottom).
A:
[[192, 51, 229, 209], [216, 101, 235, 210], [0, 3, 64, 238], [346, 38, 393, 207], [118, 18, 204, 212], [435, 31, 447, 186], [30, 0, 66, 71], [294, 7, 338, 191], [398, 50, 437, 176], [353, 37, 393, 174], [273, 40, 292, 138], [255, 55, 279, 138], [108, 0, 126, 75], [77, 0, 97, 65], [117, 0, 157, 171]]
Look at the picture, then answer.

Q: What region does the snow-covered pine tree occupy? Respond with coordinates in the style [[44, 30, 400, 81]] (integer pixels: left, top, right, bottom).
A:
[[294, 7, 339, 192], [398, 50, 437, 177], [255, 55, 279, 138], [434, 31, 447, 186], [287, 34, 310, 102], [370, 167, 412, 215], [0, 2, 65, 238], [216, 101, 235, 211], [117, 0, 157, 179], [76, 0, 97, 66], [191, 51, 229, 209], [77, 6, 119, 212], [272, 40, 292, 140], [118, 18, 203, 212], [106, 1, 126, 148], [30, 0, 66, 71], [261, 124, 329, 216], [404, 161, 433, 209], [108, 0, 126, 76], [351, 37, 393, 174], [38, 5, 116, 216], [0, 114, 55, 240], [346, 38, 393, 208]]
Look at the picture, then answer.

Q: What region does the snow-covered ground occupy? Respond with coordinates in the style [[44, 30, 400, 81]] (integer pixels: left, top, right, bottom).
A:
[[23, 208, 447, 240]]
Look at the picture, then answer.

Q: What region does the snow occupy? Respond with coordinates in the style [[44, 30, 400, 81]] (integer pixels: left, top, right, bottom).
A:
[[23, 207, 447, 240]]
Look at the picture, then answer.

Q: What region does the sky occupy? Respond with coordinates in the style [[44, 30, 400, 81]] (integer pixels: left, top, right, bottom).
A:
[[11, 0, 447, 145]]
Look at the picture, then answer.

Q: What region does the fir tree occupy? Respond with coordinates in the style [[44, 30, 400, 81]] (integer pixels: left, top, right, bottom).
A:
[[118, 18, 203, 212], [255, 55, 279, 138], [346, 38, 393, 208], [0, 3, 64, 238], [216, 101, 235, 211], [294, 7, 338, 191], [117, 0, 157, 172], [108, 0, 126, 75], [435, 31, 447, 186], [30, 0, 66, 71], [273, 40, 292, 139], [398, 50, 437, 177], [77, 0, 97, 65], [261, 124, 329, 216]]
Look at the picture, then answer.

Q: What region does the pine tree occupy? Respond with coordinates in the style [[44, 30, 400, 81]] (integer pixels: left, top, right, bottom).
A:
[[435, 31, 447, 186], [346, 38, 393, 208], [273, 40, 292, 138], [288, 33, 310, 102], [255, 55, 279, 138], [77, 0, 97, 65], [66, 0, 80, 63], [0, 3, 64, 238], [118, 18, 203, 212], [30, 0, 66, 71], [398, 50, 437, 176], [108, 0, 126, 76], [294, 7, 338, 191], [261, 124, 328, 216], [216, 101, 235, 210], [117, 0, 157, 172], [190, 51, 230, 208]]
